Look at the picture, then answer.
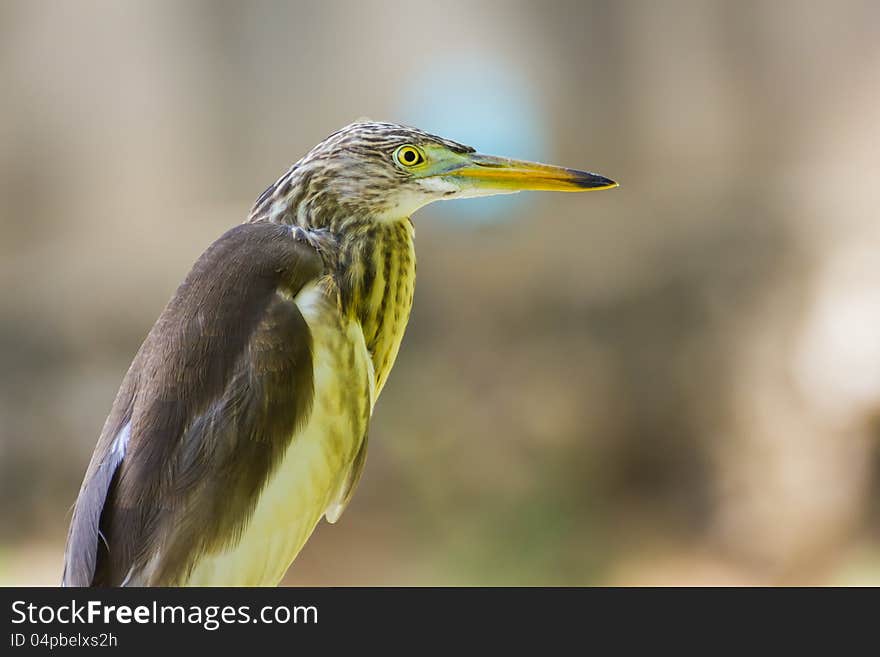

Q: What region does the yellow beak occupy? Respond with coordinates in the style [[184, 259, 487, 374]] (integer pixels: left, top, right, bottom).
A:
[[443, 153, 618, 193]]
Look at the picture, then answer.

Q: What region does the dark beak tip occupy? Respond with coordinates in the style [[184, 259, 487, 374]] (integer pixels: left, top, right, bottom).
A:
[[576, 172, 618, 189]]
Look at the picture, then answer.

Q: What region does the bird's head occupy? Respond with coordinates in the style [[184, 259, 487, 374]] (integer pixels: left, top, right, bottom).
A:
[[250, 121, 617, 228]]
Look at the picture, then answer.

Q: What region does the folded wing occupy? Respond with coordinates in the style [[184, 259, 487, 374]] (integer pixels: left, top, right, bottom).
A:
[[62, 223, 324, 586]]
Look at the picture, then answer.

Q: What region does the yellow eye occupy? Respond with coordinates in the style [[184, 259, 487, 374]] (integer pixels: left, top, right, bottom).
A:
[[395, 145, 424, 167]]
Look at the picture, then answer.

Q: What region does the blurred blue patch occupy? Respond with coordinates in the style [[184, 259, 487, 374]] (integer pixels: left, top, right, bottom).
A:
[[397, 55, 547, 224]]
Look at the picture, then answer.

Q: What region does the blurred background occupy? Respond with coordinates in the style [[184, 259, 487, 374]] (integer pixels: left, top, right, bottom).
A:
[[1, 0, 879, 586]]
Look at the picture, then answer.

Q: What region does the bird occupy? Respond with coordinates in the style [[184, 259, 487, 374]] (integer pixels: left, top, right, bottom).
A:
[[62, 121, 617, 586]]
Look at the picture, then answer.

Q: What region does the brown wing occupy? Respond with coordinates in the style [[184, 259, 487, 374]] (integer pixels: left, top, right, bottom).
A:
[[62, 222, 325, 586]]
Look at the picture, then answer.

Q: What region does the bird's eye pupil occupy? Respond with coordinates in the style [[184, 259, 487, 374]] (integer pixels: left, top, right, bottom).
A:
[[403, 150, 415, 163]]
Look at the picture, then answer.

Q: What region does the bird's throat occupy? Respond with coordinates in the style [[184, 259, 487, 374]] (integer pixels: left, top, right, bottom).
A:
[[335, 219, 416, 395]]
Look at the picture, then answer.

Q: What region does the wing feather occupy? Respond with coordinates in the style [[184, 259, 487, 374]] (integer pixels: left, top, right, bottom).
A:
[[62, 222, 324, 586]]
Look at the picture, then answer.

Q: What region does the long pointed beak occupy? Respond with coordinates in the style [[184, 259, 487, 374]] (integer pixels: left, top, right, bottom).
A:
[[443, 153, 617, 193]]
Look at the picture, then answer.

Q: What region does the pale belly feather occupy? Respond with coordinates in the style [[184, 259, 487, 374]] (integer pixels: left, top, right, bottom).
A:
[[183, 282, 374, 586]]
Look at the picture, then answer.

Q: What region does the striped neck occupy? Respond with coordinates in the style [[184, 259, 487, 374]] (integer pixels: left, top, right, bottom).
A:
[[248, 163, 417, 392], [248, 165, 347, 232], [336, 219, 416, 393], [247, 160, 398, 234]]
